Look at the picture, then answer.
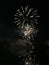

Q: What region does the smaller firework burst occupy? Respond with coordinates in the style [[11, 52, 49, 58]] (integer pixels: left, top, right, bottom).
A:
[[20, 24, 38, 40]]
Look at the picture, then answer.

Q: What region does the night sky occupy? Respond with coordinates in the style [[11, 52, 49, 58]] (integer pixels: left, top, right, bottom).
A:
[[0, 0, 49, 40], [0, 0, 49, 65]]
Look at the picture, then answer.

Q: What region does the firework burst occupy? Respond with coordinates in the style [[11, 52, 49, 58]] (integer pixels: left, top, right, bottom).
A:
[[14, 5, 40, 40], [14, 5, 40, 27]]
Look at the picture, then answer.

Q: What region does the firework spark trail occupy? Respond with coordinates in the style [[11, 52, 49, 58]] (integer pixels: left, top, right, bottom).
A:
[[26, 8, 33, 17], [25, 5, 28, 12]]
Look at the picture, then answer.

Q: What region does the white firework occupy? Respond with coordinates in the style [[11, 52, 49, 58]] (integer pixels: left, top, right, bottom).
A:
[[14, 5, 41, 65], [14, 5, 40, 27], [14, 5, 39, 39]]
